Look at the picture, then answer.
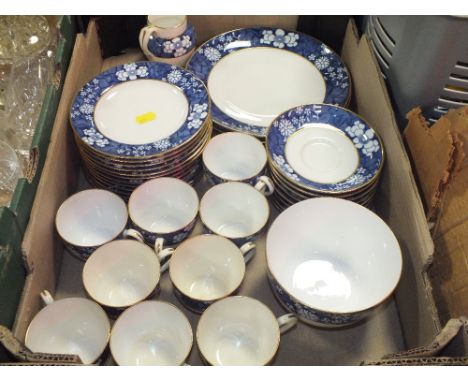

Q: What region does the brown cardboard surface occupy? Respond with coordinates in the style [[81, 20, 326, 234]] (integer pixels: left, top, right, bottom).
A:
[[433, 221, 468, 320], [404, 109, 456, 221], [404, 105, 468, 326], [13, 21, 103, 339], [12, 18, 438, 364], [341, 22, 438, 348], [189, 16, 298, 43]]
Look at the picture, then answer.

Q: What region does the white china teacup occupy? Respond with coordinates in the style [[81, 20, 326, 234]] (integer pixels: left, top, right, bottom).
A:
[[200, 181, 270, 247], [169, 234, 255, 313], [196, 296, 297, 366], [82, 238, 172, 312], [55, 189, 130, 261], [110, 300, 193, 366], [202, 132, 274, 195], [25, 290, 110, 365], [128, 177, 199, 253]]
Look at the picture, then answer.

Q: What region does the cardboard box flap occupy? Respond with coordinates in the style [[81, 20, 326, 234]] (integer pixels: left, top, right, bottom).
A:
[[404, 108, 460, 222], [341, 20, 438, 347], [13, 21, 103, 341]]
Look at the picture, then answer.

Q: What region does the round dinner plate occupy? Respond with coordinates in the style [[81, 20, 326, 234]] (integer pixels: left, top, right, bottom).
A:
[[187, 27, 351, 138], [266, 104, 384, 194], [71, 61, 210, 158]]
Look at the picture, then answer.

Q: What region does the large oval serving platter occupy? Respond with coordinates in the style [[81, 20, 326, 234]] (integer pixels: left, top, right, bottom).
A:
[[187, 27, 351, 138]]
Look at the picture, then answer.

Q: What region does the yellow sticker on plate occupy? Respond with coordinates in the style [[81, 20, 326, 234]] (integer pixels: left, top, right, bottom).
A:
[[136, 112, 156, 124]]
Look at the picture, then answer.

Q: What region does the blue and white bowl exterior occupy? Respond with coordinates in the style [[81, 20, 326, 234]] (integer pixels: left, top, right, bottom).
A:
[[70, 61, 210, 158], [267, 272, 369, 327], [267, 104, 384, 193], [173, 288, 213, 314], [174, 285, 241, 314], [146, 22, 196, 59], [65, 243, 99, 262], [187, 27, 351, 137], [201, 224, 259, 249], [203, 161, 267, 188], [131, 217, 197, 247]]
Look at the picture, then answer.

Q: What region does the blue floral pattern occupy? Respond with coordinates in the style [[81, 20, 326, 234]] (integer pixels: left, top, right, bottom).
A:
[[146, 22, 196, 58], [203, 163, 266, 187], [268, 272, 367, 327], [187, 28, 351, 137], [174, 288, 212, 314], [267, 104, 383, 192], [132, 217, 197, 246], [65, 243, 98, 262], [71, 61, 209, 157], [202, 224, 259, 250]]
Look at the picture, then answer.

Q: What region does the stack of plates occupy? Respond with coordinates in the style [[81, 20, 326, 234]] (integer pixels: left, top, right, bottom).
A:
[[266, 104, 384, 211], [187, 27, 351, 139], [70, 61, 211, 198]]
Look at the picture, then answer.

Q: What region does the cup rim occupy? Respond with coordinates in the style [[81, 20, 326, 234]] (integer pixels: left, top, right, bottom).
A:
[[25, 297, 111, 365], [109, 300, 193, 366], [202, 132, 267, 182], [55, 189, 128, 248], [196, 295, 281, 366], [147, 15, 187, 30], [82, 239, 161, 309], [128, 177, 200, 234], [199, 181, 270, 239], [169, 234, 246, 302]]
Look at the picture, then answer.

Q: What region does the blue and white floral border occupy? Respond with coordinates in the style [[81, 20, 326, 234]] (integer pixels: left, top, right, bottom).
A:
[[70, 61, 210, 157], [268, 271, 367, 327], [267, 104, 383, 193], [147, 22, 196, 58], [187, 27, 351, 137]]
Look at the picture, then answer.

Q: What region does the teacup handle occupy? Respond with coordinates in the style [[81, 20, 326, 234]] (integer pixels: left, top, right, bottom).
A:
[[277, 313, 298, 334], [40, 290, 55, 306], [139, 26, 159, 60], [123, 228, 145, 243], [155, 238, 174, 273], [254, 175, 275, 196], [240, 241, 256, 264]]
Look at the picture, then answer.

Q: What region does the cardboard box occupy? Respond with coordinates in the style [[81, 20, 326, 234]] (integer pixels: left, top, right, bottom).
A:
[[405, 107, 468, 326], [0, 16, 76, 336], [6, 18, 456, 365]]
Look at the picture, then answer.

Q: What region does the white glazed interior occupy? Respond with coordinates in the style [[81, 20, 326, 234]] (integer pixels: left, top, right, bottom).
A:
[[285, 123, 359, 184], [25, 298, 110, 365], [170, 235, 246, 300], [202, 132, 266, 180], [208, 47, 326, 127], [197, 296, 280, 365], [200, 182, 269, 239], [110, 301, 192, 366], [148, 15, 186, 29], [93, 79, 189, 145], [266, 198, 402, 313], [82, 240, 160, 308], [55, 189, 128, 247], [128, 177, 199, 233]]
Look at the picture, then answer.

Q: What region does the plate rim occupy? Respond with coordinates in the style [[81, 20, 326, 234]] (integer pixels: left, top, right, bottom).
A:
[[186, 26, 352, 138], [70, 61, 211, 158], [266, 103, 385, 194]]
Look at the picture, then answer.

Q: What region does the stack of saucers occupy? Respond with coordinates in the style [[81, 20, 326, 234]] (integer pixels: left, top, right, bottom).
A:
[[70, 61, 211, 199], [266, 104, 384, 211]]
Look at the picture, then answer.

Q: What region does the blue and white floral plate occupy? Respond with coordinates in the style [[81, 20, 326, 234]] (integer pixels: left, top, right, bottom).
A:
[[187, 27, 351, 138], [71, 61, 210, 158], [266, 104, 384, 194]]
